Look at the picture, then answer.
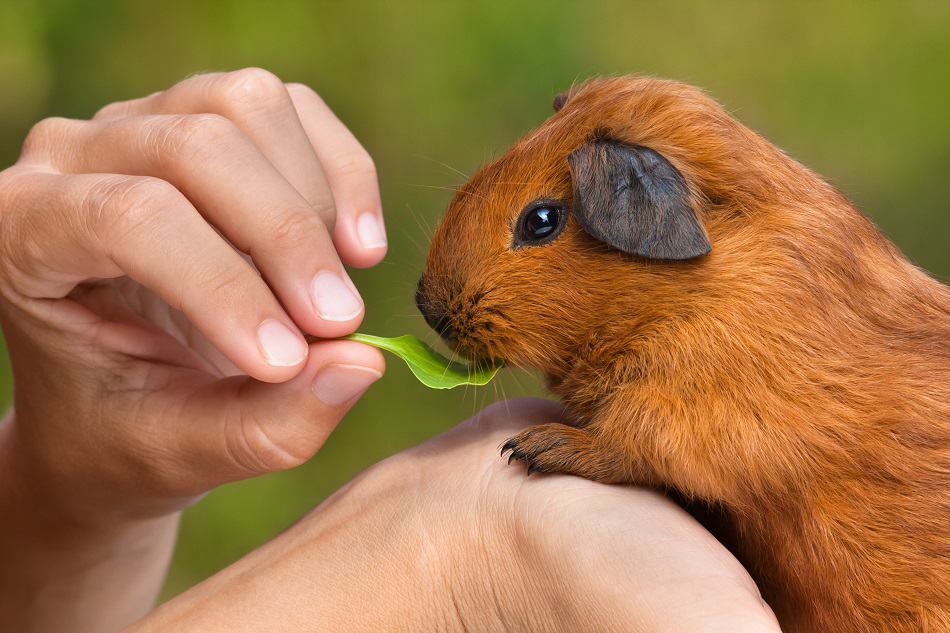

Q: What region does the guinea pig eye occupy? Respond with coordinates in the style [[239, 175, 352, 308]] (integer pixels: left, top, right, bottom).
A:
[[514, 201, 566, 247]]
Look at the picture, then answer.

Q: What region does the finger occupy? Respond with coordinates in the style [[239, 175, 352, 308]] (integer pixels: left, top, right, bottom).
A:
[[21, 114, 364, 338], [94, 69, 339, 231], [92, 89, 161, 120], [2, 169, 309, 382], [286, 83, 387, 268], [163, 339, 385, 489]]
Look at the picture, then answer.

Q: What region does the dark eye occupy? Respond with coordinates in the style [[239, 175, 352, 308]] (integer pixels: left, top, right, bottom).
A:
[[515, 202, 566, 247]]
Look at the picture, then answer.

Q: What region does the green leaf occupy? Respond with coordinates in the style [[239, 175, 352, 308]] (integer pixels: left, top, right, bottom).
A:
[[344, 333, 500, 389]]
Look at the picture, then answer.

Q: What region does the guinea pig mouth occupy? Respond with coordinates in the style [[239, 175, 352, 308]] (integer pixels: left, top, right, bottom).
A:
[[450, 336, 505, 367], [420, 311, 494, 362], [415, 280, 507, 366], [422, 309, 504, 367]]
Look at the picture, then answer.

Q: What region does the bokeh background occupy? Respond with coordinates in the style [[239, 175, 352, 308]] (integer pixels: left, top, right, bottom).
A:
[[1, 0, 948, 598]]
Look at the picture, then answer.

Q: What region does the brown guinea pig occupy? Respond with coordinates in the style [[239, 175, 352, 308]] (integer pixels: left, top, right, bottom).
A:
[[416, 76, 950, 632]]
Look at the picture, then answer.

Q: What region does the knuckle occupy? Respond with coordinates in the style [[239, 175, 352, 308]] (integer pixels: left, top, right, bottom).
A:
[[332, 150, 377, 180], [173, 261, 248, 317], [21, 117, 74, 156], [216, 67, 288, 111], [83, 175, 179, 242], [194, 263, 247, 299], [0, 169, 52, 297], [143, 113, 238, 165], [267, 209, 327, 248], [228, 406, 320, 473], [92, 102, 124, 120]]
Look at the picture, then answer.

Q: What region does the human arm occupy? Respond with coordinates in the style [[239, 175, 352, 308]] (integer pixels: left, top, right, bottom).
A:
[[130, 399, 782, 633]]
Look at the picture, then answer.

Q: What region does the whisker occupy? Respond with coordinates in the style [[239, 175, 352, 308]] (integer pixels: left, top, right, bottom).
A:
[[412, 153, 470, 180], [399, 230, 426, 257], [500, 379, 512, 419], [405, 183, 489, 202], [411, 202, 436, 239], [507, 369, 536, 399], [403, 203, 435, 245]]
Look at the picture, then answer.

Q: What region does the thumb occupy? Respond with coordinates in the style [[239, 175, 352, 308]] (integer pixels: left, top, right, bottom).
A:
[[165, 339, 384, 492]]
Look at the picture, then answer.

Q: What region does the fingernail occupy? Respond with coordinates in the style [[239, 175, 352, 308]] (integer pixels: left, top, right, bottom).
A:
[[257, 319, 307, 367], [312, 364, 382, 406], [310, 271, 364, 321], [356, 212, 387, 250]]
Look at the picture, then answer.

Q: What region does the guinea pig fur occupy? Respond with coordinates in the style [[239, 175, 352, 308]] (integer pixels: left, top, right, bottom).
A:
[[417, 75, 950, 632]]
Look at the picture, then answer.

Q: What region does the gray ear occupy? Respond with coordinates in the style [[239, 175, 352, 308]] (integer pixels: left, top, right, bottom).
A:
[[567, 140, 711, 260]]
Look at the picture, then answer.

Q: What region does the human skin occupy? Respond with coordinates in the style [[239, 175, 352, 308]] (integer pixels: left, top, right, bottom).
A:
[[0, 69, 779, 632], [129, 399, 781, 633], [0, 68, 388, 632]]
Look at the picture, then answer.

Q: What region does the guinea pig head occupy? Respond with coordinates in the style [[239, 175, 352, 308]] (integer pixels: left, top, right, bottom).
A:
[[417, 76, 775, 380]]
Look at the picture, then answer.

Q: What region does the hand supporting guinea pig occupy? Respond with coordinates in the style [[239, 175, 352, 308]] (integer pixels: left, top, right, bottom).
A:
[[0, 68, 387, 631], [129, 399, 781, 633]]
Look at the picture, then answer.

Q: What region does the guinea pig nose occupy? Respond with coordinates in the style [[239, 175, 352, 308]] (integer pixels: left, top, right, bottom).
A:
[[431, 314, 456, 340], [415, 280, 456, 340], [420, 304, 456, 340]]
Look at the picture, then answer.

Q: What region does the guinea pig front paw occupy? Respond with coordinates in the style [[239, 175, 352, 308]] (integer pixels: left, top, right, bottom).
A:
[[501, 423, 626, 482]]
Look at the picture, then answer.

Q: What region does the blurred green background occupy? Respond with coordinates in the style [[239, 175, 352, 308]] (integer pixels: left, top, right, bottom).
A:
[[0, 0, 948, 598]]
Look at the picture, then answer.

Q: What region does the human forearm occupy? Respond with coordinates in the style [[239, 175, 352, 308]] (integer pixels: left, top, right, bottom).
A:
[[126, 399, 781, 633], [0, 417, 180, 633], [126, 473, 454, 632], [127, 459, 560, 633], [1, 395, 783, 633]]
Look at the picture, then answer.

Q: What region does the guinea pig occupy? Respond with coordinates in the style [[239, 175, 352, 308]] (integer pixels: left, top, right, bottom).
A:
[[416, 76, 950, 632]]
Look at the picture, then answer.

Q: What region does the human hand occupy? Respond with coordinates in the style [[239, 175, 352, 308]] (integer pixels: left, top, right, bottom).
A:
[[0, 68, 389, 528], [135, 399, 781, 633]]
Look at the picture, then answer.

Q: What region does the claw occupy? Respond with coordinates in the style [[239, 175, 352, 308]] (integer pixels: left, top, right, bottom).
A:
[[500, 439, 517, 456]]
